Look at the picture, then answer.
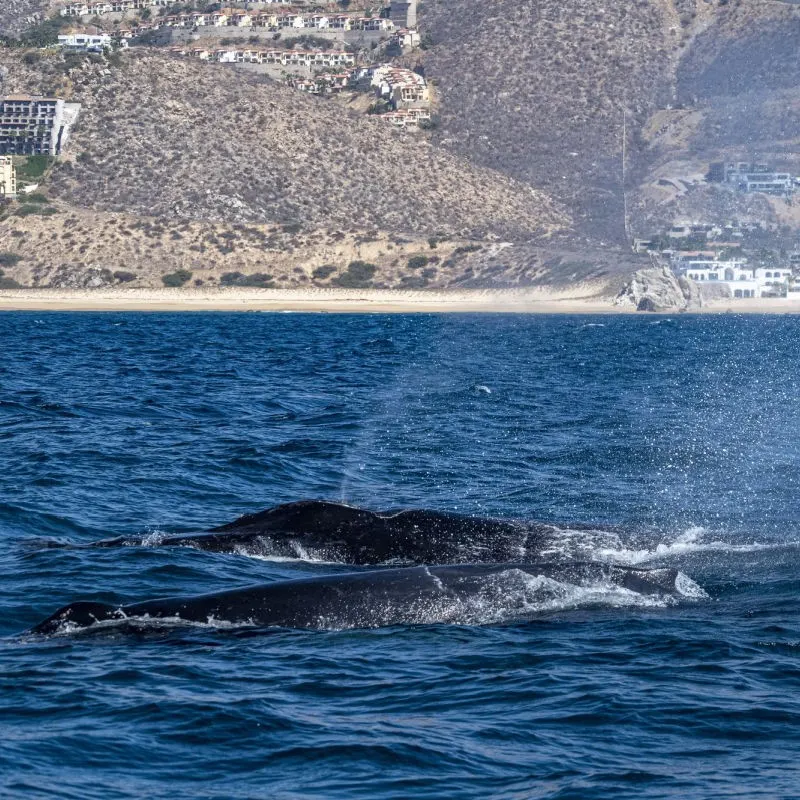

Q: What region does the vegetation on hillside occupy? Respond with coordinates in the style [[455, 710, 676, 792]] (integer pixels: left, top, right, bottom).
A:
[[0, 49, 566, 241]]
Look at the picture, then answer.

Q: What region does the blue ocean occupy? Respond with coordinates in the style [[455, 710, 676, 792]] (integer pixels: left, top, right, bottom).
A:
[[2, 312, 800, 799]]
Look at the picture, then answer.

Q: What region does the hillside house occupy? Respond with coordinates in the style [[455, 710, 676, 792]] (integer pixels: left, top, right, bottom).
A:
[[392, 29, 420, 49], [58, 29, 112, 51], [228, 10, 252, 27], [382, 107, 430, 128], [0, 96, 81, 157], [61, 3, 91, 16], [725, 162, 795, 197], [0, 156, 16, 198], [328, 15, 352, 30]]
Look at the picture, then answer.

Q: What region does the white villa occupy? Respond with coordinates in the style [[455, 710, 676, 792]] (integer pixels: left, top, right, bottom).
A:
[[57, 29, 112, 51], [681, 261, 793, 299]]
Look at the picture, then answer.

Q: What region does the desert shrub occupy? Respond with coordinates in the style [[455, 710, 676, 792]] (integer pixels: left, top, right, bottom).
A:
[[312, 265, 336, 280], [22, 193, 49, 204], [333, 260, 377, 288], [14, 205, 56, 217], [453, 244, 483, 257], [220, 272, 275, 287], [407, 254, 429, 269], [348, 261, 377, 280], [0, 253, 21, 267], [113, 270, 137, 283], [5, 18, 67, 48], [162, 269, 193, 287]]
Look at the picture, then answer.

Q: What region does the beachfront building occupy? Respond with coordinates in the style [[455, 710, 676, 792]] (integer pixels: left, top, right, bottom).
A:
[[680, 260, 792, 299], [755, 267, 792, 297], [0, 156, 16, 198], [0, 96, 82, 157]]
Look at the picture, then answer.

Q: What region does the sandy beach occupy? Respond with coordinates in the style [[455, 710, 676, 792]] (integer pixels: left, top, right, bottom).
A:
[[0, 287, 622, 313], [1, 287, 799, 313]]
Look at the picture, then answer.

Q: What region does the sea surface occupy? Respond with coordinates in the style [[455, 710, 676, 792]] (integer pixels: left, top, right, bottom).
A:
[[2, 312, 800, 799]]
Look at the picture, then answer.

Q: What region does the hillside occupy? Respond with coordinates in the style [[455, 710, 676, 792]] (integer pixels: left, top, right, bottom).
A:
[[631, 0, 800, 236], [0, 204, 642, 291], [0, 0, 51, 37], [420, 0, 680, 241], [0, 49, 566, 241], [419, 0, 800, 242], [2, 1, 798, 292]]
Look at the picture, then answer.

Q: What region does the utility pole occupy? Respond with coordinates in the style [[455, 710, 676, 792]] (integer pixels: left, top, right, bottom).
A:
[[622, 100, 631, 247]]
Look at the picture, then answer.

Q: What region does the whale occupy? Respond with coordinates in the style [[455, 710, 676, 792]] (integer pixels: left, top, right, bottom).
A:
[[29, 561, 697, 635], [66, 500, 585, 565]]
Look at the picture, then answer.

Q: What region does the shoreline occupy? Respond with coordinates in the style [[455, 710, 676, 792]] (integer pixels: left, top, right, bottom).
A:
[[1, 288, 800, 314]]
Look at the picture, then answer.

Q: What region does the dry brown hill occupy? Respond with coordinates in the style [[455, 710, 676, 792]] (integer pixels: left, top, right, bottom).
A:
[[0, 49, 567, 241], [421, 0, 679, 241], [0, 0, 52, 37], [630, 0, 800, 236], [419, 0, 800, 242]]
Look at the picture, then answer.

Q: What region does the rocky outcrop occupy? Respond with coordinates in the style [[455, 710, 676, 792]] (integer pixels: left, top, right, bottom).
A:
[[0, 0, 50, 37], [614, 265, 703, 312]]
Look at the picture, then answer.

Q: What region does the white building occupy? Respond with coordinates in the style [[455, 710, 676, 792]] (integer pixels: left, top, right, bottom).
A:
[[681, 261, 792, 299], [0, 96, 82, 157], [0, 156, 16, 198], [58, 30, 112, 51]]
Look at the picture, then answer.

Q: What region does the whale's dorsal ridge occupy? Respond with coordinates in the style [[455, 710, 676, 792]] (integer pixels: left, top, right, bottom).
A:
[[209, 499, 372, 532]]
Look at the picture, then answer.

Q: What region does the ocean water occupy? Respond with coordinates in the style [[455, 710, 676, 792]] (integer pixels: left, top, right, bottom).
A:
[[2, 312, 800, 799]]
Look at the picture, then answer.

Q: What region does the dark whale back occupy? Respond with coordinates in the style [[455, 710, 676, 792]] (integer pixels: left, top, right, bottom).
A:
[[30, 563, 689, 635], [206, 500, 546, 563], [80, 500, 549, 564]]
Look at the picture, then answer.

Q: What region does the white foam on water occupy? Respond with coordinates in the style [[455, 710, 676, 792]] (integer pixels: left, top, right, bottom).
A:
[[592, 527, 789, 566], [44, 612, 257, 637], [539, 524, 791, 567], [139, 530, 168, 547]]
